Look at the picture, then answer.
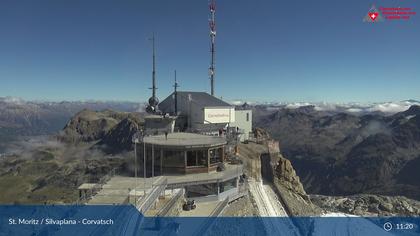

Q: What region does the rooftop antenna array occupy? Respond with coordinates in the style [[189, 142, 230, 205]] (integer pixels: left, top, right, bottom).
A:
[[146, 33, 159, 113], [209, 0, 216, 96]]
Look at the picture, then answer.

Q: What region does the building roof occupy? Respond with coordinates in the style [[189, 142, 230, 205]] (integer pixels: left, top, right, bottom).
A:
[[142, 132, 226, 148], [159, 91, 232, 113]]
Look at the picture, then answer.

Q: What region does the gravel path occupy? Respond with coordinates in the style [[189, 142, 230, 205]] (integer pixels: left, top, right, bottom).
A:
[[248, 178, 299, 235]]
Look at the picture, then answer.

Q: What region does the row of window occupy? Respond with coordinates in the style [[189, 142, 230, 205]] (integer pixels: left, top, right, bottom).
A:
[[142, 147, 223, 168]]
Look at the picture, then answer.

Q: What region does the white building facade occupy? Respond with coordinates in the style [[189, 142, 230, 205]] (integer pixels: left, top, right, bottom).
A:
[[230, 110, 252, 142], [158, 91, 251, 141]]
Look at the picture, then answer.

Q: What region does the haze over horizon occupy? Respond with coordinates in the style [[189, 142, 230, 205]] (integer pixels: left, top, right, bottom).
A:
[[0, 0, 419, 103]]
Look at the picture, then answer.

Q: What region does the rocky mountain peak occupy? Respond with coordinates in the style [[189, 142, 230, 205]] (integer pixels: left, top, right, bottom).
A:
[[97, 117, 142, 153], [275, 156, 307, 199], [404, 105, 420, 116]]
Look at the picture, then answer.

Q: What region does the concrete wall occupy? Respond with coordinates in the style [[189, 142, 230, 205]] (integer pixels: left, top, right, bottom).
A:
[[230, 110, 252, 141], [240, 155, 262, 182], [189, 187, 239, 203]]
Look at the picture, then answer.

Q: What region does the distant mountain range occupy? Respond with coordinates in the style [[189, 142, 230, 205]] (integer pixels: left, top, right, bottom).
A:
[[254, 104, 420, 200], [232, 99, 420, 115], [0, 97, 142, 152], [2, 96, 419, 150]]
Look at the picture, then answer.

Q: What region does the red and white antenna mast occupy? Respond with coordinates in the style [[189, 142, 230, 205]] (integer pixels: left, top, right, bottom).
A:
[[209, 0, 216, 96]]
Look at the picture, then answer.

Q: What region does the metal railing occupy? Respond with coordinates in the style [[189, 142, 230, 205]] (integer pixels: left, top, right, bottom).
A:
[[193, 198, 229, 236], [137, 178, 168, 213], [75, 167, 120, 204], [210, 197, 229, 217], [156, 189, 184, 217], [167, 165, 243, 188], [226, 181, 248, 203]]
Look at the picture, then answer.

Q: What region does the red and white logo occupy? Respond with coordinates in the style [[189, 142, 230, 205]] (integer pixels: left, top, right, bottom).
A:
[[364, 5, 383, 22], [369, 12, 378, 21]]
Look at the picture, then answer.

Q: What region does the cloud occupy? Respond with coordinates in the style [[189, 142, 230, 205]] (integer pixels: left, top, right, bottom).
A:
[[246, 100, 420, 115], [346, 108, 363, 113], [366, 102, 416, 114], [285, 102, 312, 109], [3, 136, 64, 156]]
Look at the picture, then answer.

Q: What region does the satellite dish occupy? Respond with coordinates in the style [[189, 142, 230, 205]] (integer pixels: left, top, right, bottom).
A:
[[148, 96, 159, 107]]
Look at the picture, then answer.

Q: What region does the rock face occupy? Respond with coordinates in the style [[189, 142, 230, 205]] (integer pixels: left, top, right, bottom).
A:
[[239, 140, 321, 216], [254, 105, 420, 200], [60, 109, 129, 142], [275, 156, 307, 200], [59, 109, 143, 153], [253, 127, 271, 140], [272, 153, 321, 216], [311, 194, 420, 216], [98, 117, 143, 153]]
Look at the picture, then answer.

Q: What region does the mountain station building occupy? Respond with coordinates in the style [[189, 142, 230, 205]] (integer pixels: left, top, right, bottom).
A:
[[158, 91, 252, 141]]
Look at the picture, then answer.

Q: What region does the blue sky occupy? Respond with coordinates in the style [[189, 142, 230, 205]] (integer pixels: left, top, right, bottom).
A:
[[0, 0, 419, 103]]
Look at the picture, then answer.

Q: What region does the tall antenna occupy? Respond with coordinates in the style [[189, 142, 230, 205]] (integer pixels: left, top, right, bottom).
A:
[[209, 0, 216, 96], [173, 70, 179, 115], [151, 33, 157, 99], [146, 33, 159, 113]]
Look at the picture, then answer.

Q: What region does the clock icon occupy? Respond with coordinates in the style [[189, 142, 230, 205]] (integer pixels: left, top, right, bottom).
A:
[[383, 222, 393, 231]]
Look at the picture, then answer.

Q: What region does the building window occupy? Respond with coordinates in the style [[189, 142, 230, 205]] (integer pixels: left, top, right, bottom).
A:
[[163, 150, 184, 168], [187, 150, 207, 167], [197, 150, 208, 166], [246, 113, 249, 122], [209, 148, 222, 165], [187, 151, 197, 167]]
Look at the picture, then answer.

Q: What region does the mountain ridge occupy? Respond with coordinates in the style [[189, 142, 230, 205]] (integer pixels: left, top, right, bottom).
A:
[[254, 105, 420, 200]]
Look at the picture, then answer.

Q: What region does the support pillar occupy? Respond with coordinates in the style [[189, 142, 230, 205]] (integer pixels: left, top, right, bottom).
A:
[[152, 145, 154, 178], [195, 151, 198, 166], [160, 149, 163, 175], [184, 151, 187, 174], [221, 146, 225, 162]]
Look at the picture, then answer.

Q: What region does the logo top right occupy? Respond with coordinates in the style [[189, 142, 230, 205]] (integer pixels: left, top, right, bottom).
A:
[[364, 5, 416, 22], [364, 5, 384, 23]]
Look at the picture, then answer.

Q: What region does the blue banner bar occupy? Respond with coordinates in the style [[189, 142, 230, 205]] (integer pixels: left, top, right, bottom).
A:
[[0, 205, 419, 235]]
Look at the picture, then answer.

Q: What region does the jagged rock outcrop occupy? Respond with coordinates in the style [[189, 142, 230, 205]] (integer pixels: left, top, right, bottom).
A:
[[59, 109, 122, 142], [239, 140, 321, 216], [272, 153, 322, 216], [97, 117, 142, 153], [275, 156, 307, 200], [311, 194, 420, 216], [59, 109, 143, 145], [253, 127, 271, 140]]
